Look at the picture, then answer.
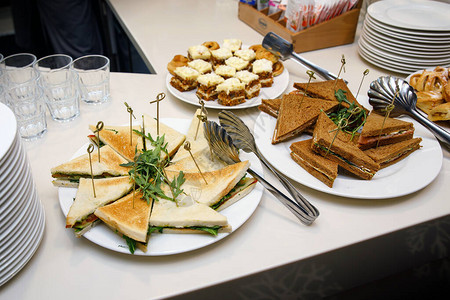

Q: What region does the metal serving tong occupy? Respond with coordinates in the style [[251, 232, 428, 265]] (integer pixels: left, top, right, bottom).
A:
[[203, 118, 318, 226], [262, 32, 341, 82], [368, 76, 450, 147], [218, 110, 319, 219]]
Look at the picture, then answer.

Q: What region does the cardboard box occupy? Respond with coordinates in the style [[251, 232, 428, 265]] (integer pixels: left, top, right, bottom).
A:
[[238, 1, 362, 53]]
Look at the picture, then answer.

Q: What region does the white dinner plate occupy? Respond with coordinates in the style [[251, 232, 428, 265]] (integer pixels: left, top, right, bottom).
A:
[[58, 118, 264, 256], [365, 16, 450, 42], [361, 31, 450, 58], [0, 202, 45, 286], [0, 103, 17, 161], [166, 67, 289, 110], [357, 42, 424, 74], [368, 0, 450, 31], [362, 25, 450, 51], [253, 98, 443, 199], [358, 36, 450, 66]]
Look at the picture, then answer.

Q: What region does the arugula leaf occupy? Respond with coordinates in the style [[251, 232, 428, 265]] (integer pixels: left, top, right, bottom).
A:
[[123, 235, 136, 254]]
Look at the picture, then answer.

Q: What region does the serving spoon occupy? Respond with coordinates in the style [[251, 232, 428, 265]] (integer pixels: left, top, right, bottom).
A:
[[368, 76, 450, 147], [218, 110, 319, 218], [203, 119, 317, 225]]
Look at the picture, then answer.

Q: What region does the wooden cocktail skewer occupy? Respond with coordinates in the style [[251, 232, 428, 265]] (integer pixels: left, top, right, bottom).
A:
[[356, 69, 370, 100], [124, 102, 136, 146], [149, 92, 166, 136], [376, 87, 398, 148], [94, 121, 104, 163], [299, 70, 316, 107], [184, 141, 207, 184], [195, 99, 208, 141], [87, 144, 96, 198], [333, 54, 346, 91]]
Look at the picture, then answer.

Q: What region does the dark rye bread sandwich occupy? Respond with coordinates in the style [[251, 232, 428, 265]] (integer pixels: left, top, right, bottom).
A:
[[312, 111, 380, 180], [272, 93, 338, 144], [358, 112, 415, 150], [258, 98, 282, 118], [290, 139, 338, 188], [293, 79, 366, 111], [364, 137, 422, 169]]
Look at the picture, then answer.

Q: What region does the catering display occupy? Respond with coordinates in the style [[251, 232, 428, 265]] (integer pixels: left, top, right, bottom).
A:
[[358, 0, 450, 74], [0, 103, 45, 286], [54, 109, 263, 255], [166, 39, 289, 109], [254, 78, 442, 198]]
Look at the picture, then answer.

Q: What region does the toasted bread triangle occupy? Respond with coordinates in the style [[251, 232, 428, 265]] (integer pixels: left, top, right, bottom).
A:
[[89, 124, 143, 162], [94, 191, 152, 243], [164, 160, 250, 208], [142, 114, 186, 160], [51, 144, 130, 177], [149, 200, 229, 229], [272, 94, 338, 144], [66, 176, 133, 227]]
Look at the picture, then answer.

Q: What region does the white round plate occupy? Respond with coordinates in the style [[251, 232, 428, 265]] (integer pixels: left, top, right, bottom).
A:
[[0, 151, 30, 201], [365, 16, 450, 42], [253, 101, 443, 199], [368, 0, 450, 31], [359, 36, 450, 66], [0, 103, 17, 161], [358, 42, 428, 74], [0, 201, 45, 286], [166, 68, 289, 110], [361, 30, 450, 58], [362, 25, 450, 50], [58, 118, 264, 256], [366, 13, 450, 37], [0, 172, 34, 230]]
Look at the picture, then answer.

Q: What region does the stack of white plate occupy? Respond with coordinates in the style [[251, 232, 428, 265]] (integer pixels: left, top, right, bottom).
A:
[[0, 102, 45, 286], [358, 0, 450, 74]]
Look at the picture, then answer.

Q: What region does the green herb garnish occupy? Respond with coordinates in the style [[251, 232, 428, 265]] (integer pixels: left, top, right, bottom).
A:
[[327, 89, 366, 139], [123, 235, 136, 254]]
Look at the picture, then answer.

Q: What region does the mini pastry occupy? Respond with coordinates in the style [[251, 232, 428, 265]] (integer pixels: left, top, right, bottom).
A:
[[196, 73, 224, 101], [214, 65, 236, 79], [211, 48, 233, 68], [225, 56, 249, 71], [170, 66, 200, 92], [187, 59, 212, 74], [223, 39, 242, 53], [202, 41, 220, 51], [234, 49, 256, 63], [252, 59, 273, 87], [187, 45, 211, 61], [235, 70, 261, 99], [428, 102, 450, 121], [216, 78, 246, 106]]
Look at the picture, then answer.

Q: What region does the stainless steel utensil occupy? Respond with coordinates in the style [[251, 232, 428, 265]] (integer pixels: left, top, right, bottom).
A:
[[218, 110, 319, 219], [368, 76, 450, 147], [262, 32, 341, 82], [203, 119, 316, 225]]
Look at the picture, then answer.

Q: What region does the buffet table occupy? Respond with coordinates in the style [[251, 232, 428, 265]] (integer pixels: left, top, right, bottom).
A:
[[2, 0, 450, 299]]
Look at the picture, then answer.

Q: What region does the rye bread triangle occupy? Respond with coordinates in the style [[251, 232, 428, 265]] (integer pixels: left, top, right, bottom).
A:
[[312, 111, 380, 180], [358, 112, 414, 150], [364, 137, 422, 169], [272, 93, 338, 144], [293, 79, 365, 110], [360, 112, 413, 136], [290, 139, 338, 188]]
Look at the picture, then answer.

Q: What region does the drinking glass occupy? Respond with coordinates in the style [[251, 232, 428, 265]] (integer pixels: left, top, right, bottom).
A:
[[71, 55, 110, 104]]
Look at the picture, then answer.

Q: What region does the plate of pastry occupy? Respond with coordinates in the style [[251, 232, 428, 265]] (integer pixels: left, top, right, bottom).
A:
[[166, 39, 289, 110]]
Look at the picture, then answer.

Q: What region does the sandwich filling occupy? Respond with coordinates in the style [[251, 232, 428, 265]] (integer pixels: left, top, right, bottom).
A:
[[358, 129, 414, 146], [290, 152, 335, 182], [314, 143, 376, 177]]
